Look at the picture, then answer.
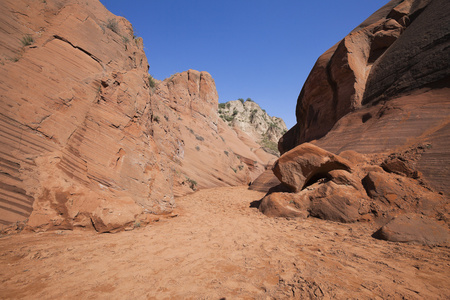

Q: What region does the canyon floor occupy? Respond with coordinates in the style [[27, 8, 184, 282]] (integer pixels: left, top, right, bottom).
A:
[[0, 186, 449, 299]]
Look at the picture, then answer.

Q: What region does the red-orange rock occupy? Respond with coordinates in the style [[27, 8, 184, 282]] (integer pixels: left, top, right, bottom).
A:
[[0, 0, 276, 231], [259, 178, 369, 223], [260, 143, 448, 224], [372, 214, 449, 246], [259, 193, 307, 218], [279, 0, 450, 197], [308, 182, 369, 223], [248, 169, 281, 193], [273, 143, 352, 192]]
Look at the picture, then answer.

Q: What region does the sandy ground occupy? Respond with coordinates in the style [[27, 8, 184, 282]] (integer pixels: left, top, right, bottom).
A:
[[0, 186, 449, 299]]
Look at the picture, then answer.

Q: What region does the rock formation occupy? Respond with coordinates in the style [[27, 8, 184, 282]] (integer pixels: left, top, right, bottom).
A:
[[260, 0, 449, 244], [259, 143, 449, 244], [0, 0, 276, 232], [148, 71, 277, 195], [218, 99, 287, 155], [278, 0, 450, 196], [372, 214, 449, 246]]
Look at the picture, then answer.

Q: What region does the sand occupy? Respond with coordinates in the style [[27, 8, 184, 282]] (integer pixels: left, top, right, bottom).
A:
[[1, 186, 449, 299]]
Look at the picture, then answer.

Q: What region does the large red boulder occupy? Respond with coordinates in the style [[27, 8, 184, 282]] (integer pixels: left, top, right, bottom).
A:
[[273, 143, 352, 192]]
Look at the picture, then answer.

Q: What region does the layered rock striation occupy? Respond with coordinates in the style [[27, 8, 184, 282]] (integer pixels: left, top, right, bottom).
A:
[[279, 0, 450, 196], [259, 0, 449, 244], [0, 0, 275, 232]]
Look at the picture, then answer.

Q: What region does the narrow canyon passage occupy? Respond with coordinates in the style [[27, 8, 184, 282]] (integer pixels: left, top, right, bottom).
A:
[[1, 186, 449, 299]]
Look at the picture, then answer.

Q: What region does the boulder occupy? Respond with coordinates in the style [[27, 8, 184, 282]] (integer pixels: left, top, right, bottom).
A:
[[381, 157, 420, 178], [372, 214, 450, 246], [362, 171, 407, 207], [249, 169, 281, 193], [308, 183, 369, 223], [259, 180, 369, 223], [273, 143, 352, 192], [259, 193, 307, 218]]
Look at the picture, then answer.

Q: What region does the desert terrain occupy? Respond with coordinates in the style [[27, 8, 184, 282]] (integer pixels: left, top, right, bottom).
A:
[[1, 186, 449, 299], [1, 0, 449, 298]]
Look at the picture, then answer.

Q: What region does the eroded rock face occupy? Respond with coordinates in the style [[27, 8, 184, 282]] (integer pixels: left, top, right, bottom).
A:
[[0, 0, 161, 231], [278, 0, 450, 197], [148, 70, 278, 195], [260, 144, 448, 238], [0, 0, 276, 232]]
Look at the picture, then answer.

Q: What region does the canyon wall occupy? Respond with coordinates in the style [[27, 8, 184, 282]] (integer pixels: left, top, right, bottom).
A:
[[0, 0, 275, 231], [279, 0, 450, 196]]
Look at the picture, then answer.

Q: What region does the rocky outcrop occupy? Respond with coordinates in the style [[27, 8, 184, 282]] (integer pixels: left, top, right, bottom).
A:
[[219, 99, 287, 155], [279, 0, 450, 197], [372, 214, 449, 246], [0, 0, 159, 231], [148, 70, 278, 196], [259, 143, 449, 243], [0, 0, 276, 232], [273, 143, 352, 192]]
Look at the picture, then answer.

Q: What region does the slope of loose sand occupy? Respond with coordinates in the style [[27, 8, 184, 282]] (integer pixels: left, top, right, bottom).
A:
[[1, 186, 449, 299]]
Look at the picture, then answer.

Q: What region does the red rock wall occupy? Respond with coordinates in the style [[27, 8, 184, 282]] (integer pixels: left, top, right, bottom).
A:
[[280, 0, 450, 196], [0, 0, 276, 231]]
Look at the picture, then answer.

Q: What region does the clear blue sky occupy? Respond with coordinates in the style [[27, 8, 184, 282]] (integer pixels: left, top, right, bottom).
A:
[[100, 0, 387, 128]]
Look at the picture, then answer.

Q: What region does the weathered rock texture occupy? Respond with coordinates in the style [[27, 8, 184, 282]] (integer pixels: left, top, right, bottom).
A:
[[148, 71, 277, 196], [219, 99, 287, 155], [372, 214, 449, 246], [279, 0, 450, 196], [0, 0, 275, 232], [273, 143, 352, 192], [260, 143, 449, 244]]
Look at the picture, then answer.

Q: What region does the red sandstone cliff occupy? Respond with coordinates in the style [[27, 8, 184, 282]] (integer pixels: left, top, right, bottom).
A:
[[279, 0, 450, 196], [0, 0, 275, 232], [256, 0, 449, 244]]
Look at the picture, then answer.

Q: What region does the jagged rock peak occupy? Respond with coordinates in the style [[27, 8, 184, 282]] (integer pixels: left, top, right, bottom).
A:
[[218, 99, 287, 155]]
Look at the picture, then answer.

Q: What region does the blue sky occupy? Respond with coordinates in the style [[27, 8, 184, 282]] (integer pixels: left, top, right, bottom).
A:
[[100, 0, 386, 128]]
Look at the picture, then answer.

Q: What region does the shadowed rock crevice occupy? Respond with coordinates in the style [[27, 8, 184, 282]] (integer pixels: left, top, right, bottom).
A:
[[52, 35, 103, 67], [302, 162, 350, 190]]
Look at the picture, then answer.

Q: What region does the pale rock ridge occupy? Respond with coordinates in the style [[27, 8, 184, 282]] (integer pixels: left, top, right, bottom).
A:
[[218, 100, 287, 155]]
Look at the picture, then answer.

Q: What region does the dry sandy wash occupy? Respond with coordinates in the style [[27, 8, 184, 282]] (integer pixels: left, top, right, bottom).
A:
[[1, 186, 449, 299]]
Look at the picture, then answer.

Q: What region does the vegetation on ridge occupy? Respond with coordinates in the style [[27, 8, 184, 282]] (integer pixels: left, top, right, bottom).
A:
[[20, 34, 34, 47], [217, 99, 287, 156]]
